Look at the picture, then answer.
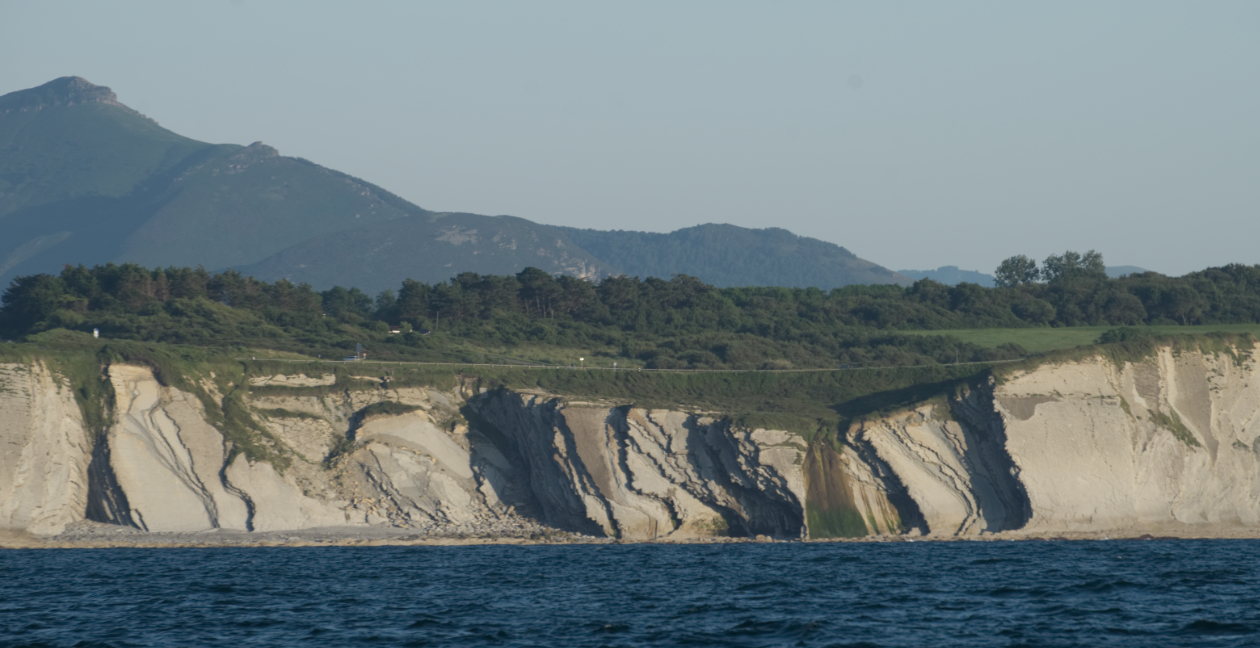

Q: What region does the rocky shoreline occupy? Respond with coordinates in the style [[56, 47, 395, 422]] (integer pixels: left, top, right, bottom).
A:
[[6, 520, 1260, 550]]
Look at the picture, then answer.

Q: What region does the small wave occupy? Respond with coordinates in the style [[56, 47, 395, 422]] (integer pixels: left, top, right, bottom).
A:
[[406, 616, 447, 629], [1069, 578, 1144, 593], [1103, 626, 1157, 636], [735, 578, 792, 592], [723, 617, 829, 641], [591, 622, 630, 633], [970, 557, 1021, 565], [1176, 619, 1256, 635], [233, 618, 283, 628], [805, 554, 864, 564]]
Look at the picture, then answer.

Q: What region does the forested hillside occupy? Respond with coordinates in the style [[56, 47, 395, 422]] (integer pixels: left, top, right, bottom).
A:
[[4, 260, 1260, 370]]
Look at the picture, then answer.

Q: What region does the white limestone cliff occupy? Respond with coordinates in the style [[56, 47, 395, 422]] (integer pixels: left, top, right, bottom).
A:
[[101, 365, 250, 531], [0, 362, 91, 535], [852, 345, 1260, 537], [4, 342, 1260, 541], [995, 346, 1260, 535]]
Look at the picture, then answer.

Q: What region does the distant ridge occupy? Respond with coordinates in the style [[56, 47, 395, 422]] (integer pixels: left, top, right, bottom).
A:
[[0, 76, 913, 292], [898, 266, 995, 287], [557, 224, 912, 289], [896, 265, 1156, 287], [236, 213, 615, 296], [238, 220, 912, 294], [1107, 265, 1150, 278]]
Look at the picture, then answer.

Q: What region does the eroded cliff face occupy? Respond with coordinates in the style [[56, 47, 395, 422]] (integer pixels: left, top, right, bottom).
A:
[[471, 392, 808, 539], [0, 362, 91, 535], [2, 363, 808, 539], [853, 345, 1260, 537], [856, 402, 1030, 537], [90, 365, 349, 532], [5, 344, 1260, 541]]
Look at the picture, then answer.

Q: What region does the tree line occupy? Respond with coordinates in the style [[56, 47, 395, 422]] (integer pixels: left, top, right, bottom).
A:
[[2, 254, 1259, 368]]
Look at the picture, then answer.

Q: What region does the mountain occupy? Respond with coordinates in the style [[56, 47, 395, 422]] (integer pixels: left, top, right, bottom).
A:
[[0, 77, 423, 285], [235, 212, 614, 296], [1, 77, 911, 292], [1106, 265, 1150, 278], [555, 224, 912, 289], [897, 266, 996, 287], [242, 220, 911, 293], [0, 76, 207, 218]]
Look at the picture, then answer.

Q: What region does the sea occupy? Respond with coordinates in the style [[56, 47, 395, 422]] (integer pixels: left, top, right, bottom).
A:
[[3, 539, 1259, 647]]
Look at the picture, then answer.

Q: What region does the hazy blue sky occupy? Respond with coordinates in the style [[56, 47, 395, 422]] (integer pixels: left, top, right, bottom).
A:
[[3, 2, 1258, 276]]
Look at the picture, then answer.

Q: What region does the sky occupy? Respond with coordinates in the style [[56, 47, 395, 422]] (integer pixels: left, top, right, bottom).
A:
[[2, 1, 1258, 277]]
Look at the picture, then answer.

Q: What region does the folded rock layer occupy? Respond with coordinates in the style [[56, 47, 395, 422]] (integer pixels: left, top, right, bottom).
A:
[[2, 343, 1259, 540]]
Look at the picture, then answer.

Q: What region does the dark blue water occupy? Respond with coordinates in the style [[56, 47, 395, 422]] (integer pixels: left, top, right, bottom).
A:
[[2, 540, 1258, 647]]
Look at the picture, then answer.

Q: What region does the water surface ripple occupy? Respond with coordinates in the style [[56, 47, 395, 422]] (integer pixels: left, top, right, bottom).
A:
[[2, 540, 1258, 647]]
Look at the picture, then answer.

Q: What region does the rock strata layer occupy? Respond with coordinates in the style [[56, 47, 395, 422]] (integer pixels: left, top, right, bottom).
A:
[[3, 344, 1260, 541]]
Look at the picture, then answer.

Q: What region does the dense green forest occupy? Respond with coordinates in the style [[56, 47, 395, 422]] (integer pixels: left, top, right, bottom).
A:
[[3, 258, 1260, 369]]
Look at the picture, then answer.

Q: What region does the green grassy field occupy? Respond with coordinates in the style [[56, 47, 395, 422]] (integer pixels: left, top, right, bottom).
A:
[[904, 324, 1260, 355], [461, 340, 638, 369]]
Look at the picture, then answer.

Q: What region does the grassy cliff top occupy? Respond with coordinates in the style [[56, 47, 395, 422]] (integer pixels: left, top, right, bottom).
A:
[[904, 324, 1260, 355], [4, 329, 1254, 447], [2, 332, 997, 441]]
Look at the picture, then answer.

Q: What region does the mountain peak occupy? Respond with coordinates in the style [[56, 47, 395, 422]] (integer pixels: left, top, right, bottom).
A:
[[0, 76, 125, 114]]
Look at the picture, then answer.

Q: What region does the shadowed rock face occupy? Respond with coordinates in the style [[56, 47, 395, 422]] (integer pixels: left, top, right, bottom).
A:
[[466, 392, 810, 540], [857, 392, 1031, 537], [997, 395, 1059, 422], [5, 343, 1260, 540]]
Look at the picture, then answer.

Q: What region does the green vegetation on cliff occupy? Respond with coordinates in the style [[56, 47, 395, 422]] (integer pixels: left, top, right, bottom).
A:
[[237, 354, 995, 440], [905, 323, 1260, 355], [4, 328, 1002, 447], [804, 443, 887, 538]]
